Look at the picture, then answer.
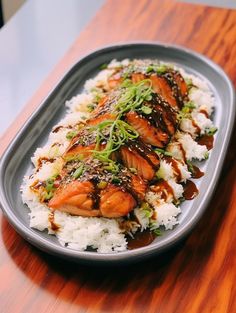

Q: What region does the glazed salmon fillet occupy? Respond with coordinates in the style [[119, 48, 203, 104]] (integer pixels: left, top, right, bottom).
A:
[[126, 111, 169, 147], [34, 61, 189, 219], [121, 142, 160, 180], [48, 181, 99, 217], [99, 185, 137, 218], [150, 74, 178, 109], [48, 163, 147, 218]]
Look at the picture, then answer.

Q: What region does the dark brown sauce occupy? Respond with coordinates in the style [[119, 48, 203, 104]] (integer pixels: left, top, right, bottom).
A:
[[37, 157, 54, 169], [183, 180, 199, 200], [199, 109, 209, 118], [127, 230, 155, 250], [128, 139, 159, 171], [145, 101, 171, 136], [48, 212, 60, 231], [152, 179, 175, 201], [90, 179, 101, 210], [192, 120, 201, 135], [163, 71, 184, 109], [197, 134, 214, 150], [30, 180, 44, 192], [191, 165, 204, 179], [52, 125, 64, 133], [178, 143, 186, 162], [164, 156, 182, 181]]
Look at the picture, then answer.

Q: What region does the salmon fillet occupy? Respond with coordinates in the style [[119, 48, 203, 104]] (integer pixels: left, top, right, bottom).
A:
[[121, 142, 160, 180], [48, 181, 100, 217], [100, 184, 136, 218], [150, 74, 178, 109], [126, 111, 169, 147]]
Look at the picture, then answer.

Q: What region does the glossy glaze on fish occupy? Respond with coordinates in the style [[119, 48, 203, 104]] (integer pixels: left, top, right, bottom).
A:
[[30, 60, 201, 219]]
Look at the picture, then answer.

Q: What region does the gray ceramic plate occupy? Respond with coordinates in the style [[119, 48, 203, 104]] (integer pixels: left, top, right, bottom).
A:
[[0, 43, 235, 265]]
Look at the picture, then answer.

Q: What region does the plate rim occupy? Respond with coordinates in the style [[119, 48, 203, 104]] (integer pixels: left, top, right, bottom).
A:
[[0, 41, 235, 263]]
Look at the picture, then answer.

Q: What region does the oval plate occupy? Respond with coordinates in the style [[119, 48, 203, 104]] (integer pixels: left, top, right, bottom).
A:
[[0, 43, 235, 265]]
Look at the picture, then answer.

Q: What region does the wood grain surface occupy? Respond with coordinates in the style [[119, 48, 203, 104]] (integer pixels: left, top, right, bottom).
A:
[[0, 0, 236, 312]]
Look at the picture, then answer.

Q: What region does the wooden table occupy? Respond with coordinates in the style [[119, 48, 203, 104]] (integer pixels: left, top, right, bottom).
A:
[[0, 1, 236, 312]]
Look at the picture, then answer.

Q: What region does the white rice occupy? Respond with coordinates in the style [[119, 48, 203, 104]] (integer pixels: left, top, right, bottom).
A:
[[21, 59, 216, 252]]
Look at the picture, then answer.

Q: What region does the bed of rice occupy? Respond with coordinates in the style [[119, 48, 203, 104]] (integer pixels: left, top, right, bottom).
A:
[[21, 59, 215, 253]]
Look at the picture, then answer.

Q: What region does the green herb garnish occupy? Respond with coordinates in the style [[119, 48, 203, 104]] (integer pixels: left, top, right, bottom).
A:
[[87, 103, 96, 112], [184, 101, 196, 109], [66, 130, 79, 140], [97, 181, 108, 189], [207, 126, 217, 136], [112, 177, 121, 184], [129, 167, 137, 174], [72, 164, 84, 179], [141, 202, 153, 218], [154, 148, 173, 157], [141, 105, 152, 114], [43, 174, 59, 201], [90, 119, 139, 163], [146, 64, 167, 75], [156, 65, 167, 74], [177, 101, 196, 121], [146, 65, 155, 73], [185, 77, 193, 86], [153, 229, 162, 236], [100, 63, 108, 70], [186, 160, 194, 174], [89, 79, 155, 165], [143, 209, 152, 218]]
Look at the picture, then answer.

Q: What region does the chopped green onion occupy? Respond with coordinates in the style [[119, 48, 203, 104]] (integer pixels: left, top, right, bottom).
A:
[[186, 160, 194, 174], [141, 106, 152, 114], [129, 167, 137, 174], [143, 209, 152, 218], [156, 65, 167, 74], [87, 103, 96, 112], [44, 190, 54, 201], [66, 130, 79, 140], [204, 152, 209, 159], [185, 77, 193, 86], [184, 101, 196, 109], [146, 65, 154, 73], [207, 126, 217, 136], [100, 63, 108, 70], [141, 202, 153, 218], [153, 229, 162, 236], [97, 181, 108, 189], [112, 177, 121, 184], [64, 154, 84, 163], [103, 161, 119, 173], [45, 179, 54, 192], [154, 148, 173, 157], [73, 165, 84, 179], [141, 202, 151, 210], [94, 94, 102, 103]]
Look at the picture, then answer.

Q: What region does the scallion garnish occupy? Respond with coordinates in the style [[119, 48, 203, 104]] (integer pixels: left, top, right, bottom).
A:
[[111, 177, 121, 184], [87, 103, 96, 112], [153, 229, 162, 236], [100, 63, 108, 70], [66, 130, 79, 140], [73, 164, 84, 179], [156, 65, 167, 74], [207, 126, 217, 136], [186, 160, 194, 174], [141, 106, 152, 114], [154, 148, 173, 157]]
